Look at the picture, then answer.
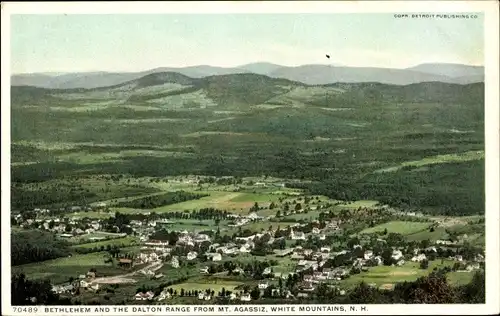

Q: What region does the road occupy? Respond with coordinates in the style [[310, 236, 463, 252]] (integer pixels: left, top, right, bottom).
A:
[[91, 260, 163, 284]]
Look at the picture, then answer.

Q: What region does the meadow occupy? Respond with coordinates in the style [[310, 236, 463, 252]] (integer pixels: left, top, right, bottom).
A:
[[337, 260, 457, 290], [12, 252, 125, 284], [359, 221, 432, 235]]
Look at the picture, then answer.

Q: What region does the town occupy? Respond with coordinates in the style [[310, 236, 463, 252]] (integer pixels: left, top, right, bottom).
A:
[[11, 175, 486, 305]]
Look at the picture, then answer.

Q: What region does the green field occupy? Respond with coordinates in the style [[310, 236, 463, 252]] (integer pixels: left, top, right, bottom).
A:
[[12, 252, 126, 284], [375, 150, 484, 173], [338, 260, 456, 290], [447, 270, 477, 286], [360, 221, 432, 235], [280, 210, 322, 221]]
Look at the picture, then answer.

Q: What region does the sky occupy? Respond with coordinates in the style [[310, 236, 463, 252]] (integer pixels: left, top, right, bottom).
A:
[[10, 14, 484, 74]]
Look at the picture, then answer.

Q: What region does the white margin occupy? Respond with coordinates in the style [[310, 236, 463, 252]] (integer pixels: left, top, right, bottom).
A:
[[1, 1, 499, 315]]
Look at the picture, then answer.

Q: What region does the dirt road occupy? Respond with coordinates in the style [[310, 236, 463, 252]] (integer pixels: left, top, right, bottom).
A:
[[91, 261, 163, 284]]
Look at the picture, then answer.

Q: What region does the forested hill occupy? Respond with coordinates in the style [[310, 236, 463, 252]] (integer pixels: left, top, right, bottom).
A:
[[11, 72, 484, 215]]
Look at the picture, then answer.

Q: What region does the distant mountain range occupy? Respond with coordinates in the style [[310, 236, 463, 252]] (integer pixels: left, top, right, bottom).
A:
[[11, 62, 484, 89]]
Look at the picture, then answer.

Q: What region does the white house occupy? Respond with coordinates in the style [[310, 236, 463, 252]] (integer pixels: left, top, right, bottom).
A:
[[391, 250, 403, 261], [411, 253, 427, 262], [171, 256, 180, 268], [290, 229, 306, 240], [312, 227, 321, 234], [135, 292, 147, 301], [157, 291, 171, 301], [320, 247, 330, 253], [247, 212, 261, 220], [258, 282, 269, 290], [239, 245, 251, 253], [187, 251, 198, 261], [240, 293, 251, 301], [364, 250, 374, 260], [200, 266, 209, 274], [373, 256, 383, 266], [144, 291, 155, 300], [212, 253, 222, 261], [223, 247, 238, 255], [466, 263, 481, 271]]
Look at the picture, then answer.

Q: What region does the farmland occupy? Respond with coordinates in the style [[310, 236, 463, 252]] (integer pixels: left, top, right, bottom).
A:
[[12, 252, 127, 284], [338, 260, 456, 290], [359, 221, 432, 236]]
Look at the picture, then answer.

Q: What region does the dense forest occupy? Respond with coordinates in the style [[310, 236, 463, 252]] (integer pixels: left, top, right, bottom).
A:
[[115, 191, 208, 209], [11, 230, 71, 266]]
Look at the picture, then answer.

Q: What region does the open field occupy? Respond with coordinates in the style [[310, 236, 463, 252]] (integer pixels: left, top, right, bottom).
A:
[[12, 252, 126, 284], [152, 191, 282, 213], [359, 221, 432, 235], [375, 150, 484, 173], [338, 260, 456, 289], [447, 271, 477, 286]]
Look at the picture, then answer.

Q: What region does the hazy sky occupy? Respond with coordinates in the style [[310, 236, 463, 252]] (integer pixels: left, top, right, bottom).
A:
[[11, 14, 484, 73]]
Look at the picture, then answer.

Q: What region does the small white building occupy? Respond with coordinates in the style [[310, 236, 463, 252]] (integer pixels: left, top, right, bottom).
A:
[[240, 293, 251, 301], [171, 256, 180, 268], [187, 251, 198, 261], [391, 250, 403, 261], [212, 253, 222, 261], [258, 282, 269, 289], [290, 229, 306, 240], [411, 253, 427, 262]]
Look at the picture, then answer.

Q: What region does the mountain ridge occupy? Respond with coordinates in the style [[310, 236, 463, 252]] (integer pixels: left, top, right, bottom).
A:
[[11, 62, 484, 89]]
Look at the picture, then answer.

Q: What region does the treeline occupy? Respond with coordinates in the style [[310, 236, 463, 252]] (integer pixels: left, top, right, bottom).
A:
[[11, 185, 97, 211], [11, 274, 72, 305], [288, 160, 484, 216], [11, 230, 71, 266], [116, 191, 208, 209], [102, 208, 230, 223]]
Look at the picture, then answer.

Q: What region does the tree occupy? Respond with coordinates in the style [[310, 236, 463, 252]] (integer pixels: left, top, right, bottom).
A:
[[295, 203, 302, 211], [11, 273, 70, 305], [383, 228, 388, 235], [348, 282, 385, 304], [457, 271, 485, 303], [269, 202, 276, 210], [250, 286, 260, 300], [381, 248, 394, 266], [420, 259, 429, 269], [65, 224, 72, 232], [394, 272, 456, 304], [250, 202, 259, 213]]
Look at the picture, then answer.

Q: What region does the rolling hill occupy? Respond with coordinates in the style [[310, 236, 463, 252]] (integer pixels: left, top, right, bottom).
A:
[[10, 72, 484, 215], [11, 62, 484, 89]]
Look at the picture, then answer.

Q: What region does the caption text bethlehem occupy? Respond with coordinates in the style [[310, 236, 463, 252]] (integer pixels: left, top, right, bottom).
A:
[[43, 305, 368, 314]]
